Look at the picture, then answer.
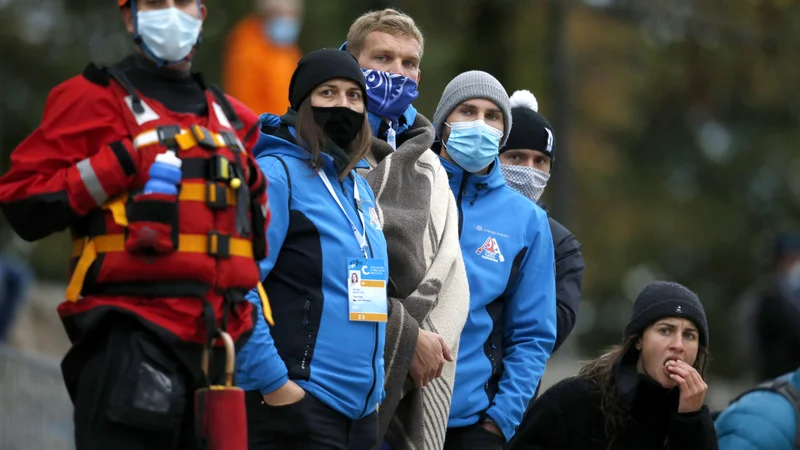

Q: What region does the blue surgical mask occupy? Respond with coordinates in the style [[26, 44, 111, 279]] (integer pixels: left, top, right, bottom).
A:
[[267, 17, 300, 46], [361, 69, 419, 122], [136, 7, 202, 65], [444, 120, 502, 173]]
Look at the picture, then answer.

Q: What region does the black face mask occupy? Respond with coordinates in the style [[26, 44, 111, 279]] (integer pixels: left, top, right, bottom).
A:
[[312, 106, 365, 150]]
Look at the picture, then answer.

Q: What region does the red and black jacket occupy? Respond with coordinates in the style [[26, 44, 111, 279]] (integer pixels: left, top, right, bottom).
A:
[[0, 58, 271, 345]]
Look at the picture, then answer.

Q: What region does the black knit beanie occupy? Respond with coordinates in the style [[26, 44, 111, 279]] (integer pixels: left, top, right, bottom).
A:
[[499, 90, 556, 163], [288, 49, 367, 111], [624, 281, 709, 348]]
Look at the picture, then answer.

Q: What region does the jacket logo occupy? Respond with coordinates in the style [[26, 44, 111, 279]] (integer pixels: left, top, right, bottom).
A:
[[476, 237, 505, 262], [368, 207, 382, 230]]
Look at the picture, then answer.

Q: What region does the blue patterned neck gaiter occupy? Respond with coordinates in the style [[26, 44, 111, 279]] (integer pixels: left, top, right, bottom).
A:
[[361, 68, 419, 122]]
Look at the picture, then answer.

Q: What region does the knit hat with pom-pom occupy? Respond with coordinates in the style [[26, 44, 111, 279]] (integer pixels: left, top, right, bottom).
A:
[[500, 90, 556, 163]]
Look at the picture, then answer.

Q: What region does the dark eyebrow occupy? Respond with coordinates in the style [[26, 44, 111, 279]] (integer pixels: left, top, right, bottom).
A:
[[316, 83, 338, 90], [656, 322, 698, 333], [487, 108, 503, 116]]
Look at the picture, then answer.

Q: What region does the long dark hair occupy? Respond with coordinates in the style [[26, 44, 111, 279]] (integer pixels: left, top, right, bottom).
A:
[[577, 334, 710, 447], [294, 99, 372, 181]]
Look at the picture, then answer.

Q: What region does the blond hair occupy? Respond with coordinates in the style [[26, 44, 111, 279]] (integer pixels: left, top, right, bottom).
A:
[[346, 8, 424, 59]]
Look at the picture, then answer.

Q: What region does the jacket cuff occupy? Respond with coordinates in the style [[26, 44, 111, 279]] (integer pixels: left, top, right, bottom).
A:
[[260, 373, 290, 396], [486, 406, 514, 443]]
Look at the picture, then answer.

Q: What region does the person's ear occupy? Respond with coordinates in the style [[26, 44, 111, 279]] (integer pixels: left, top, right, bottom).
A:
[[122, 6, 135, 34]]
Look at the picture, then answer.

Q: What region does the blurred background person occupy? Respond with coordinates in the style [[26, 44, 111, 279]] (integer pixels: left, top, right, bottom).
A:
[[735, 232, 800, 383], [223, 0, 303, 115], [0, 252, 33, 342]]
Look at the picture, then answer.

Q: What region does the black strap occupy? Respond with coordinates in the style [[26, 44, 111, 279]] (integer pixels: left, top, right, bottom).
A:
[[105, 67, 145, 115], [263, 155, 292, 210], [207, 83, 245, 131], [242, 121, 261, 148], [181, 158, 212, 179]]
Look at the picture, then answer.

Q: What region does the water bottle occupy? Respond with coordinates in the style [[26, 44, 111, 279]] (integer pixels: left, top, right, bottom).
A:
[[143, 150, 182, 195]]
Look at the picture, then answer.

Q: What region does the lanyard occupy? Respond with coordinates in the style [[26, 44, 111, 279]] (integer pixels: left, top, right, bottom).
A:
[[318, 170, 369, 258], [386, 125, 397, 150]]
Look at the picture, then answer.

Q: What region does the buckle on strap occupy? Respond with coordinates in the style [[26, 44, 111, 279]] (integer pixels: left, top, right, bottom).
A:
[[191, 125, 218, 150], [205, 182, 234, 210], [209, 155, 233, 183], [157, 125, 182, 150], [207, 231, 231, 258]]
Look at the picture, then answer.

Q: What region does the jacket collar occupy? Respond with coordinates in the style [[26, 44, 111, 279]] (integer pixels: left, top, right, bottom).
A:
[[613, 347, 679, 413], [439, 155, 506, 197], [366, 104, 418, 138], [254, 111, 344, 176]]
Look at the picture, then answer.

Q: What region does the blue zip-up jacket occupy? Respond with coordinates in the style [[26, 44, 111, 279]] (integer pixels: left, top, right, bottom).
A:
[[441, 156, 557, 442], [235, 113, 388, 420], [715, 368, 800, 450]]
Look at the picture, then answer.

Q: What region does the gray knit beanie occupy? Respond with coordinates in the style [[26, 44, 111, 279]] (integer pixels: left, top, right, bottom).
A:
[[432, 71, 512, 148]]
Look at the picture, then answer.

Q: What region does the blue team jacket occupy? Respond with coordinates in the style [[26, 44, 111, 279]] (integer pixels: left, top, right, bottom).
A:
[[235, 113, 388, 420], [441, 156, 557, 441]]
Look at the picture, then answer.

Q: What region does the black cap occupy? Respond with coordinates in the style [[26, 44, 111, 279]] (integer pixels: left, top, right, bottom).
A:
[[288, 48, 367, 111], [500, 90, 556, 162], [624, 281, 709, 348]]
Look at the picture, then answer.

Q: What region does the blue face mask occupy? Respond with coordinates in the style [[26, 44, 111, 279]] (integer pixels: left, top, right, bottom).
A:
[[444, 120, 502, 173], [361, 68, 419, 122], [267, 17, 300, 45]]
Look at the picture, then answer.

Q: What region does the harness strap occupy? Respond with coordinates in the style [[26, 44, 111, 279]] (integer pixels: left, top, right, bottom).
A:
[[133, 126, 243, 152], [66, 234, 254, 302]]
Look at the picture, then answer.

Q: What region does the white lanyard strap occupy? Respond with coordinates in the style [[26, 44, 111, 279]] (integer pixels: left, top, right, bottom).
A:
[[318, 170, 369, 258], [386, 124, 397, 150]]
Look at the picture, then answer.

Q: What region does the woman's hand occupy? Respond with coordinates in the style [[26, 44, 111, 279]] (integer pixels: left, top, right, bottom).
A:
[[262, 380, 306, 406], [666, 359, 708, 413]]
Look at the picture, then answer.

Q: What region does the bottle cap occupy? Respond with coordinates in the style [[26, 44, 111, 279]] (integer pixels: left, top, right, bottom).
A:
[[154, 150, 182, 168]]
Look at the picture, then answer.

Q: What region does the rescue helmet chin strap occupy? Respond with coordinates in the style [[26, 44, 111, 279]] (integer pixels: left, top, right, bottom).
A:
[[130, 0, 203, 68]]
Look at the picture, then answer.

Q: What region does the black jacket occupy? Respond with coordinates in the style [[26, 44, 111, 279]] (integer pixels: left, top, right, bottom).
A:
[[537, 201, 584, 352], [755, 286, 800, 380], [510, 358, 718, 450]]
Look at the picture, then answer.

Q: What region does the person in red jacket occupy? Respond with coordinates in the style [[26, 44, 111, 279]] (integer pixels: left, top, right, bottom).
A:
[[0, 1, 271, 448]]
